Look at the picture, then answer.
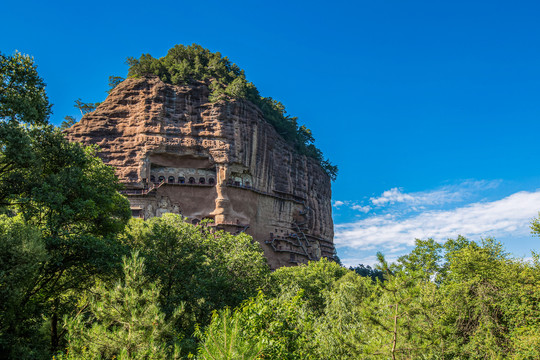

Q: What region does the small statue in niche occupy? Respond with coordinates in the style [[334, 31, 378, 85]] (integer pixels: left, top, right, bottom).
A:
[[145, 204, 154, 219], [156, 196, 172, 217], [159, 197, 169, 209]]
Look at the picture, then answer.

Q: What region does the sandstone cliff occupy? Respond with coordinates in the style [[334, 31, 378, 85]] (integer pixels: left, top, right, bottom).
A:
[[66, 77, 335, 269]]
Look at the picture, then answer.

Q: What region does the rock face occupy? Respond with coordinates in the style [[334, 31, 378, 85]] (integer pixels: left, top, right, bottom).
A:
[[65, 77, 335, 269]]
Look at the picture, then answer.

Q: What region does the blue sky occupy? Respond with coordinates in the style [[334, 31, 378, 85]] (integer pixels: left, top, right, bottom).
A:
[[3, 0, 540, 266]]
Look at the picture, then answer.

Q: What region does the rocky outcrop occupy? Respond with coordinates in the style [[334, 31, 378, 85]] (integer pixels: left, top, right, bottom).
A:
[[66, 77, 334, 269]]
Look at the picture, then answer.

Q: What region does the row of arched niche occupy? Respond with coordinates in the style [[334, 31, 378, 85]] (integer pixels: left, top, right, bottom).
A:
[[150, 175, 216, 185]]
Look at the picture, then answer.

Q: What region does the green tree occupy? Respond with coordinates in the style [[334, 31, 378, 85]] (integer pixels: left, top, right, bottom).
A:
[[345, 253, 440, 359], [366, 236, 540, 359], [0, 51, 131, 357], [530, 213, 540, 236], [107, 75, 125, 94], [397, 238, 443, 281], [59, 252, 180, 360], [311, 271, 375, 360], [24, 133, 131, 353], [196, 308, 264, 360], [270, 258, 348, 314], [198, 291, 314, 360], [0, 128, 131, 355], [74, 98, 100, 116], [0, 51, 50, 125], [59, 115, 76, 130], [350, 263, 384, 282], [0, 215, 49, 359], [505, 252, 540, 359], [437, 238, 515, 358], [122, 214, 269, 352], [0, 51, 50, 206]]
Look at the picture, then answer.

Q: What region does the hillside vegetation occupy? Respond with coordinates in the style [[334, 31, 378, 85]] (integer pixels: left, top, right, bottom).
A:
[[126, 44, 338, 180], [3, 51, 540, 360]]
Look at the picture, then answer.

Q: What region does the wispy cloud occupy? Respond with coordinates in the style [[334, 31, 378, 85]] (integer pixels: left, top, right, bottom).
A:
[[335, 190, 540, 252], [370, 188, 414, 205], [351, 204, 371, 213], [334, 180, 501, 220], [333, 200, 372, 213], [369, 180, 500, 207]]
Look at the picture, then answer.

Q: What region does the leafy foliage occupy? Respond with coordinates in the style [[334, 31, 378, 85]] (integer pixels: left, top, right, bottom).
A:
[[59, 115, 76, 130], [360, 255, 439, 359], [0, 51, 50, 125], [0, 51, 50, 206], [122, 214, 270, 353], [271, 258, 348, 314], [199, 291, 314, 360], [0, 215, 49, 359], [350, 263, 384, 282], [58, 252, 181, 360], [74, 98, 100, 116], [195, 308, 263, 360], [107, 75, 124, 94], [199, 238, 540, 360], [0, 51, 131, 358], [126, 44, 337, 180], [530, 213, 540, 237], [311, 272, 373, 360]]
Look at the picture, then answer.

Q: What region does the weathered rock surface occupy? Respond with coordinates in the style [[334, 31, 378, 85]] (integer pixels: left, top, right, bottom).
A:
[[65, 77, 335, 269]]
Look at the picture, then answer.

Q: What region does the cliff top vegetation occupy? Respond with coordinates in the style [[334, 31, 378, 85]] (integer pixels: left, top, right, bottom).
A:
[[126, 44, 338, 180]]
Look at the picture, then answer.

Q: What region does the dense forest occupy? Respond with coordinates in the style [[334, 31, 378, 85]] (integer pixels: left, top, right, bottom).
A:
[[2, 51, 540, 360]]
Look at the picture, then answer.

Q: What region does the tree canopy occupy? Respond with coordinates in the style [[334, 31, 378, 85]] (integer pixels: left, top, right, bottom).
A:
[[0, 51, 50, 125], [126, 44, 337, 180], [0, 51, 131, 358]]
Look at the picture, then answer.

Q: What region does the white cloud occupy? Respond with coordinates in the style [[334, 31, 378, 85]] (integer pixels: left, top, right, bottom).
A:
[[371, 188, 414, 205], [369, 180, 500, 207], [351, 204, 371, 213], [335, 190, 540, 252], [333, 201, 371, 212]]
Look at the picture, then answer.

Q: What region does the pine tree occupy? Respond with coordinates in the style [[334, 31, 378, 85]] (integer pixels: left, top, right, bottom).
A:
[[196, 308, 263, 360], [59, 252, 181, 360]]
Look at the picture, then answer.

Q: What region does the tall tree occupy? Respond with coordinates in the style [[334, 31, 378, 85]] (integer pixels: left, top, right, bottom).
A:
[[350, 253, 439, 359], [437, 238, 514, 358], [0, 51, 50, 206], [21, 130, 131, 354], [0, 215, 49, 359], [0, 51, 131, 358]]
